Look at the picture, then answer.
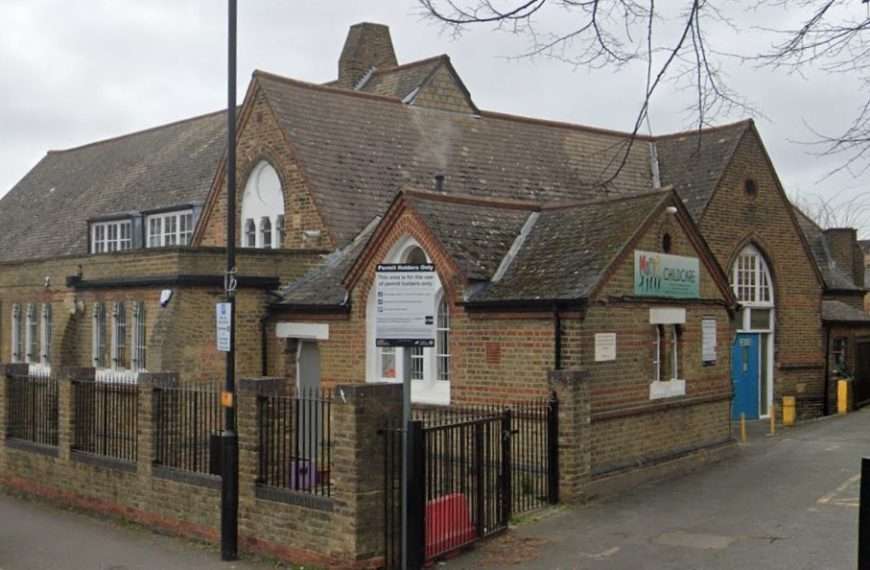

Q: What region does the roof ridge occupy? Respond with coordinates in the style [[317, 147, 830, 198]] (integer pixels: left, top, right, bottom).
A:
[[372, 54, 448, 75], [541, 188, 670, 211], [402, 188, 541, 211], [254, 69, 406, 105], [49, 109, 227, 154], [478, 109, 654, 141], [653, 119, 753, 141]]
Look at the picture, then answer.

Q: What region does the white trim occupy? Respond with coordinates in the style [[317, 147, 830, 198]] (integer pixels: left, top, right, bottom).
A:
[[276, 322, 329, 341], [649, 307, 686, 325], [91, 219, 132, 254], [650, 379, 686, 399], [146, 209, 194, 248]]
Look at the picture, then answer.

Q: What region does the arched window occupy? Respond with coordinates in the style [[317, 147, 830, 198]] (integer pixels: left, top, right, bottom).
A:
[[367, 237, 449, 404], [241, 161, 284, 248], [730, 244, 774, 331], [244, 219, 256, 247], [260, 217, 272, 249]]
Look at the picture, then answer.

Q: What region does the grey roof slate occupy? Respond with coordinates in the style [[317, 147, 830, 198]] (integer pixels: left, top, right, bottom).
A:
[[469, 192, 669, 303], [822, 300, 870, 323], [656, 122, 751, 221], [356, 57, 444, 100], [404, 192, 533, 281], [255, 71, 657, 247], [794, 207, 862, 291], [277, 218, 380, 306], [0, 111, 226, 261]]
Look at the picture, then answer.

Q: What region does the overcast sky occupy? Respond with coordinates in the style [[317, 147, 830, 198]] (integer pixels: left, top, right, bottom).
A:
[[3, 1, 868, 234]]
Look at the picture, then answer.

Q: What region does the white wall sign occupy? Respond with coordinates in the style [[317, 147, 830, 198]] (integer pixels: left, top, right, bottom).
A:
[[702, 318, 717, 363], [216, 302, 232, 352], [594, 333, 617, 362], [375, 264, 437, 347]]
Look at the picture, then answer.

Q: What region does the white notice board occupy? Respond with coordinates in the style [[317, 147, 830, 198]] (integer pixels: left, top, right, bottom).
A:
[[594, 333, 617, 362], [216, 302, 232, 352], [702, 318, 717, 363], [375, 264, 437, 347]]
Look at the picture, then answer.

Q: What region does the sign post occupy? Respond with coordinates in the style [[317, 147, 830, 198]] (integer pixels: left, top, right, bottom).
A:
[[375, 263, 437, 570]]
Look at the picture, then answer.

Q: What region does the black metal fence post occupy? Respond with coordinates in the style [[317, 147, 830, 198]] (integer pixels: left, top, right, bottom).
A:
[[860, 457, 870, 568], [501, 409, 512, 525], [407, 420, 426, 570], [547, 392, 560, 505]]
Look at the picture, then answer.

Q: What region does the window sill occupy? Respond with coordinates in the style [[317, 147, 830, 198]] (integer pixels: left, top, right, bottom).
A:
[[649, 379, 686, 400]]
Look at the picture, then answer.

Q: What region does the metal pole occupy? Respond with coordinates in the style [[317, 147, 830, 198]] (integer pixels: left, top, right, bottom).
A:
[[860, 457, 870, 568], [220, 0, 239, 561], [401, 347, 411, 570]]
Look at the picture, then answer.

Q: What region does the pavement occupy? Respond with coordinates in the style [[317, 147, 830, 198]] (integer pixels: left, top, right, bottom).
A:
[[0, 492, 285, 570], [445, 409, 870, 570]]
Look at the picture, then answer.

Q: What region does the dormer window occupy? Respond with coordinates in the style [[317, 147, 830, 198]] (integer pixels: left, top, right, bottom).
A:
[[91, 219, 132, 253], [146, 210, 194, 248]]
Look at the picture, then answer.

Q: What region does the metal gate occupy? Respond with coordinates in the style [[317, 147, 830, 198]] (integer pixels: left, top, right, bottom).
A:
[[383, 397, 558, 569]]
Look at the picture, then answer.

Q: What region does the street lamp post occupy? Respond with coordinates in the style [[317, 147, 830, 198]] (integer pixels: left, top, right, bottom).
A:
[[220, 0, 239, 561]]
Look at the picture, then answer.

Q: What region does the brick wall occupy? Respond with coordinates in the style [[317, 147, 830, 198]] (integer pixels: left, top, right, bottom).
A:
[[197, 88, 333, 251], [700, 127, 825, 415], [0, 248, 320, 384], [0, 367, 401, 568]]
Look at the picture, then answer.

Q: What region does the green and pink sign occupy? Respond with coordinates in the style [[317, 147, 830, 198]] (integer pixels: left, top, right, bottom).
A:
[[634, 250, 699, 299]]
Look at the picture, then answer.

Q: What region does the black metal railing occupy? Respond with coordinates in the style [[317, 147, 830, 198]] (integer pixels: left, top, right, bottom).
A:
[[384, 395, 559, 569], [413, 396, 558, 515], [257, 389, 333, 497], [72, 379, 138, 463], [6, 374, 59, 447], [154, 386, 222, 475]]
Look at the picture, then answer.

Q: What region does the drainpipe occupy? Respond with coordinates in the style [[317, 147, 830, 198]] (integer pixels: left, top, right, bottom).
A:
[[553, 304, 562, 371], [823, 325, 831, 416]]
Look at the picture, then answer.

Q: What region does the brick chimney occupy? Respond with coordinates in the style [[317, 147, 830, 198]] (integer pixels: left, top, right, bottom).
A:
[[824, 227, 865, 288], [337, 23, 398, 88]]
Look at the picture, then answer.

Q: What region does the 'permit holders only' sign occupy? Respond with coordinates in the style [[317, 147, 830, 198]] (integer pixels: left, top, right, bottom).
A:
[[375, 264, 437, 348], [634, 250, 700, 299]]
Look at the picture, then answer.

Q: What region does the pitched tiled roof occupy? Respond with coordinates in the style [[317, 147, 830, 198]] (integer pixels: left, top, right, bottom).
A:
[[656, 121, 751, 221], [255, 71, 657, 247], [794, 207, 862, 291], [0, 111, 226, 261], [277, 218, 380, 307], [356, 57, 445, 100], [822, 300, 870, 323], [469, 192, 670, 303], [404, 191, 534, 281]]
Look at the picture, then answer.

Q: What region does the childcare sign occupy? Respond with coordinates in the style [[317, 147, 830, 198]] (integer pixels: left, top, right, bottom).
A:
[[375, 264, 437, 347], [634, 250, 699, 299]]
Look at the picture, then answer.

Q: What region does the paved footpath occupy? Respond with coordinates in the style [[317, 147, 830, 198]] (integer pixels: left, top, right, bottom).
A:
[[0, 492, 283, 570], [448, 410, 870, 570]]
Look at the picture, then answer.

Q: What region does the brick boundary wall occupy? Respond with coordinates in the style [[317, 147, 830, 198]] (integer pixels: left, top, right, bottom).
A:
[[0, 364, 401, 569]]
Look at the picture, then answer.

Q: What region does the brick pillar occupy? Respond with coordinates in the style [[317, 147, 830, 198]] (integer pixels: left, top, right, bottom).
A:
[[548, 369, 591, 503], [330, 383, 402, 562], [237, 377, 285, 543], [137, 372, 178, 478], [57, 367, 94, 463]]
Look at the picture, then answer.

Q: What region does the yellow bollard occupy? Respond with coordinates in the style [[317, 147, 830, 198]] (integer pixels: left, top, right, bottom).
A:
[[838, 379, 850, 415], [782, 396, 796, 427], [740, 413, 747, 443], [769, 403, 776, 436]]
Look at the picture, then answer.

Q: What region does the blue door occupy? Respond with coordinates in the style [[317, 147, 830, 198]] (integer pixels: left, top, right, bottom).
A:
[[732, 334, 760, 420]]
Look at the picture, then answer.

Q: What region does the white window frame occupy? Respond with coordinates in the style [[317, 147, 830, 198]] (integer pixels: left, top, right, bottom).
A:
[[649, 309, 686, 400], [25, 304, 38, 364], [131, 302, 147, 371], [241, 161, 285, 249], [40, 304, 52, 367], [92, 303, 107, 368], [11, 304, 22, 363], [145, 210, 194, 248], [91, 220, 132, 254], [365, 237, 449, 405], [111, 302, 127, 370]]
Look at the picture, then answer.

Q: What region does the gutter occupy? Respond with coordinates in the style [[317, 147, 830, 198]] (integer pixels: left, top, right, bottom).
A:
[[67, 274, 280, 290]]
